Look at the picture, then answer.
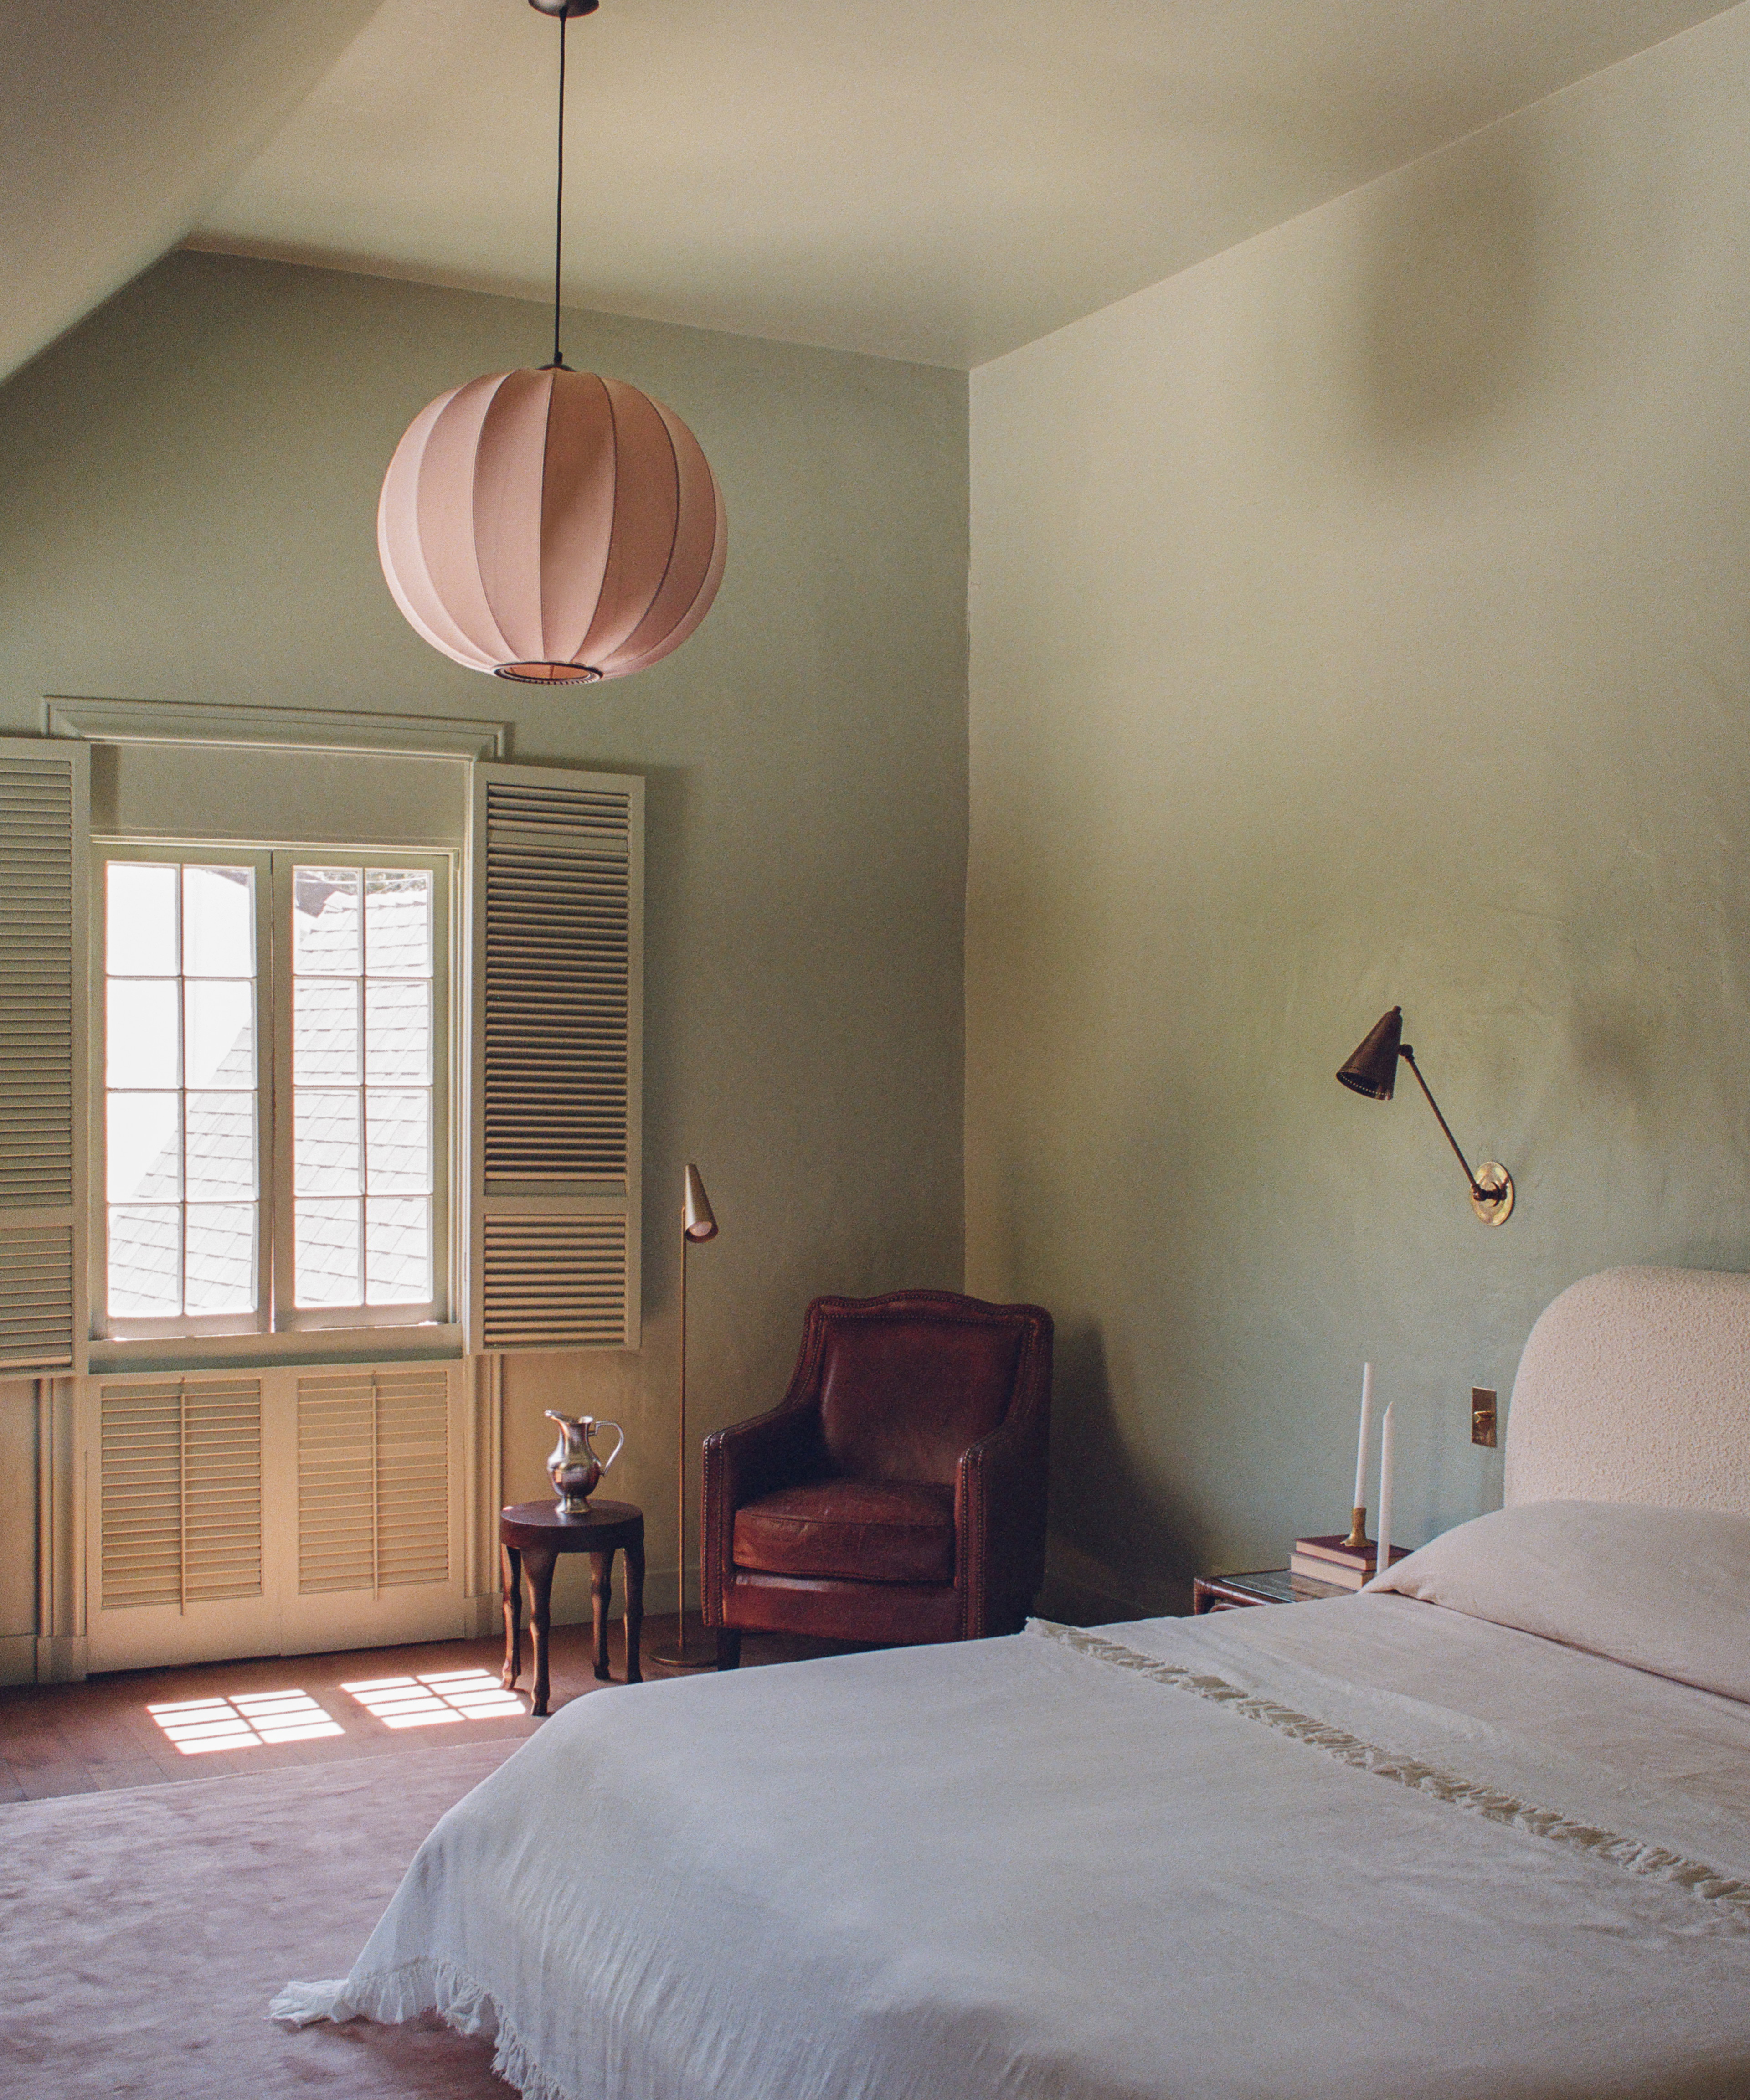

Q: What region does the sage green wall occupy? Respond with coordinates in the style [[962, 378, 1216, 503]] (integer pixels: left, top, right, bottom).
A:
[[968, 8, 1750, 1618], [0, 249, 968, 1635]]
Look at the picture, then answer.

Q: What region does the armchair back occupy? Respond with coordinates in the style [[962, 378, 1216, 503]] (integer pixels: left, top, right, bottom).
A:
[[817, 1306, 1026, 1484]]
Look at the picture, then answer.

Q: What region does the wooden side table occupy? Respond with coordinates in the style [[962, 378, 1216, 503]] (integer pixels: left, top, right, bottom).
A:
[[1193, 1567, 1349, 1612], [500, 1498, 645, 1716]]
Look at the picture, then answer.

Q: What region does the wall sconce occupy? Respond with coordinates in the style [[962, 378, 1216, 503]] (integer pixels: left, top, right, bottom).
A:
[[1337, 1006, 1514, 1225]]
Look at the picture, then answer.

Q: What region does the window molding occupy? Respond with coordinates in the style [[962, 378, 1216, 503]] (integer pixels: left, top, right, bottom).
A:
[[45, 697, 510, 762]]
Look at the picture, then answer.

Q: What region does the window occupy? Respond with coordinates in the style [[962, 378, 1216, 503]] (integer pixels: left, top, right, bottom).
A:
[[0, 734, 643, 1376], [97, 846, 451, 1342]]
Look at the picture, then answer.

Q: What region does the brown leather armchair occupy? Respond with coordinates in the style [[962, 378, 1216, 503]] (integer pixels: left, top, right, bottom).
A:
[[702, 1289, 1053, 1668]]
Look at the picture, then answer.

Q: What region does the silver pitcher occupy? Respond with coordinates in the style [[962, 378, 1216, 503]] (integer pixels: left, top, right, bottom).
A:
[[544, 1412, 626, 1513]]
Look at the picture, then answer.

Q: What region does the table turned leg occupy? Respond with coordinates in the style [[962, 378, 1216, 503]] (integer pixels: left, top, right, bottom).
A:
[[525, 1545, 559, 1717], [589, 1549, 614, 1682], [500, 1543, 523, 1690], [623, 1530, 644, 1684]]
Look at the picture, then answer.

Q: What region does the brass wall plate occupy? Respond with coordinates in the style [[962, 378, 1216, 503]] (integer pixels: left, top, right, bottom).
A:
[[1472, 1387, 1498, 1448], [1471, 1161, 1514, 1225]]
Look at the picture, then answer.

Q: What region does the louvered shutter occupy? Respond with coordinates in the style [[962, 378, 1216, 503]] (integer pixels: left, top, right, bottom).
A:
[[98, 1378, 262, 1609], [0, 737, 88, 1372], [296, 1367, 450, 1593], [465, 764, 643, 1351]]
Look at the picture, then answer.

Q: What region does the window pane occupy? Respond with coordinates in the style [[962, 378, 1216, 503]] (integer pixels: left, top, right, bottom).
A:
[[293, 978, 360, 1085], [293, 867, 361, 974], [366, 1197, 431, 1305], [366, 869, 432, 976], [101, 853, 267, 1329], [182, 865, 253, 977], [108, 1092, 180, 1201], [296, 1200, 362, 1307], [366, 1090, 431, 1194], [186, 1092, 257, 1200], [108, 1206, 180, 1316], [106, 863, 178, 975], [365, 979, 431, 1084], [107, 980, 180, 1088], [295, 1091, 361, 1195], [185, 1205, 257, 1314], [184, 980, 254, 1089]]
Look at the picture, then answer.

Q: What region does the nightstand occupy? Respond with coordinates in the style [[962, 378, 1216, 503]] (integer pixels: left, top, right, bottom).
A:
[[1193, 1567, 1349, 1613]]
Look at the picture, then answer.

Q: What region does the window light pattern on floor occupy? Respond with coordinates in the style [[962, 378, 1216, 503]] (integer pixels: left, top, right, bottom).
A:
[[147, 1689, 343, 1754], [343, 1668, 527, 1728]]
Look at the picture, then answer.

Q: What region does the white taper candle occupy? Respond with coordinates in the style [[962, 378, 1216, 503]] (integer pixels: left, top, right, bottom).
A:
[[1375, 1402, 1395, 1580], [1353, 1363, 1374, 1511]]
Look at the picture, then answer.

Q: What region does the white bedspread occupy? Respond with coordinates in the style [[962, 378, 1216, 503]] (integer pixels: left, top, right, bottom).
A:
[[275, 1597, 1750, 2100]]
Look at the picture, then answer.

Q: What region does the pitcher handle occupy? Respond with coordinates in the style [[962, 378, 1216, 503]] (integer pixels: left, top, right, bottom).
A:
[[595, 1420, 626, 1472]]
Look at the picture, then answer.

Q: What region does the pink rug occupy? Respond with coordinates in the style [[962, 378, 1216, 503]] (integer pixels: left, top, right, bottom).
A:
[[0, 1741, 522, 2097]]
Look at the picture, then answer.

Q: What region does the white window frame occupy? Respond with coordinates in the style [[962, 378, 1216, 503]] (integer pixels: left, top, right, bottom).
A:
[[269, 849, 453, 1335], [89, 837, 461, 1369], [93, 843, 276, 1344]]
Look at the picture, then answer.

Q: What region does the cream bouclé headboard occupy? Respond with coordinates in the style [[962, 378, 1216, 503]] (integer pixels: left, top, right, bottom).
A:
[[1505, 1266, 1750, 1513]]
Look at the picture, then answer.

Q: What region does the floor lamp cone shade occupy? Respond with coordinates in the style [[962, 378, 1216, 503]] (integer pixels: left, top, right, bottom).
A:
[[377, 365, 727, 685], [684, 1163, 718, 1242]]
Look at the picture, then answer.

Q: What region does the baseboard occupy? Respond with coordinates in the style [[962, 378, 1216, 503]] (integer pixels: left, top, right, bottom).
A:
[[463, 1594, 501, 1640], [0, 1633, 36, 1686], [34, 1634, 88, 1684]]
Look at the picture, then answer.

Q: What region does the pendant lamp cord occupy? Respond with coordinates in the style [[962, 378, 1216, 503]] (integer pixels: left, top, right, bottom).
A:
[[549, 10, 569, 371]]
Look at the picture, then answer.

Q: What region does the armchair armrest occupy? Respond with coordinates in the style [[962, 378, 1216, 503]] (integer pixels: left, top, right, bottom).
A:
[[956, 1323, 1052, 1637], [702, 1400, 824, 1626]]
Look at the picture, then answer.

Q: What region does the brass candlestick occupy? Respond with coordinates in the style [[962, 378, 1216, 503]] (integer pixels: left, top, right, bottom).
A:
[[1343, 1505, 1369, 1553]]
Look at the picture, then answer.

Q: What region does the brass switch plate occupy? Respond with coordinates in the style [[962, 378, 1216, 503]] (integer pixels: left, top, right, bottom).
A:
[[1472, 1387, 1498, 1448]]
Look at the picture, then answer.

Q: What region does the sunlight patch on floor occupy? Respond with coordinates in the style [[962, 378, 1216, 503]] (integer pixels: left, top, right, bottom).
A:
[[147, 1689, 345, 1754], [342, 1668, 527, 1729]]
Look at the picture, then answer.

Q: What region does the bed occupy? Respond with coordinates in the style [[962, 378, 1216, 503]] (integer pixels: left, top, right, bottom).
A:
[[276, 1265, 1750, 2099]]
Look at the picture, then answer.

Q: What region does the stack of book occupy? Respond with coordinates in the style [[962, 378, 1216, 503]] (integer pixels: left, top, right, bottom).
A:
[[1290, 1533, 1412, 1590]]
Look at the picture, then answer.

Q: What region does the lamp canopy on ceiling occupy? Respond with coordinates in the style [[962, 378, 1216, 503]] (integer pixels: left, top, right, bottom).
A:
[[376, 0, 726, 686]]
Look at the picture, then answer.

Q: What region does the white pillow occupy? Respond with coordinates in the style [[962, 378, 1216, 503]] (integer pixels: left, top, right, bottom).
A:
[[1370, 1500, 1750, 1705]]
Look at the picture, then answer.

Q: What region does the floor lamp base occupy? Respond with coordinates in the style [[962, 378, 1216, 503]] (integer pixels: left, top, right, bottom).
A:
[[649, 1643, 713, 1673]]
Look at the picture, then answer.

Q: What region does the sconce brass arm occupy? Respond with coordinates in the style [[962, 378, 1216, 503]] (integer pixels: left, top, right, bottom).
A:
[[1397, 1045, 1499, 1205]]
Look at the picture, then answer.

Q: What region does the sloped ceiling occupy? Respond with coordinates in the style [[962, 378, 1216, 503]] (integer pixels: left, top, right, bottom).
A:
[[7, 0, 1742, 378], [188, 0, 1740, 367], [0, 0, 382, 384]]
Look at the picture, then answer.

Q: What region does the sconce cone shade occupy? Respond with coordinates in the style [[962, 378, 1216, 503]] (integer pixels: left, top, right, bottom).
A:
[[1337, 1006, 1404, 1101], [683, 1162, 719, 1242], [378, 366, 727, 684]]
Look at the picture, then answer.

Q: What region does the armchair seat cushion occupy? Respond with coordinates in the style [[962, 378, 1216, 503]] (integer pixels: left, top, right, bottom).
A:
[[732, 1479, 957, 1586]]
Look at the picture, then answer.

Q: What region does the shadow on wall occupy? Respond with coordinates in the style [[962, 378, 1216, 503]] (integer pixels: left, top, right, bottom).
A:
[[1038, 1321, 1202, 1625], [1354, 125, 1542, 455]]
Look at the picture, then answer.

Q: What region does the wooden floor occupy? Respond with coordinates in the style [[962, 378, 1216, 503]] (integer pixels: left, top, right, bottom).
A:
[[0, 1617, 856, 1803]]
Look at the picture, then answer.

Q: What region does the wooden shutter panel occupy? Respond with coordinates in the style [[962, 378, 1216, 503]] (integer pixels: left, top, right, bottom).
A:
[[297, 1367, 450, 1594], [99, 1378, 262, 1609], [465, 764, 643, 1352], [0, 737, 88, 1372]]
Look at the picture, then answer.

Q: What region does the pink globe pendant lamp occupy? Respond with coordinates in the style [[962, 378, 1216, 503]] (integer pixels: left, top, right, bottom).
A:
[[376, 0, 726, 685]]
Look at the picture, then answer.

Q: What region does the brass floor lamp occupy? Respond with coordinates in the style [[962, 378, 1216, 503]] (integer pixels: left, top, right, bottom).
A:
[[650, 1162, 717, 1670]]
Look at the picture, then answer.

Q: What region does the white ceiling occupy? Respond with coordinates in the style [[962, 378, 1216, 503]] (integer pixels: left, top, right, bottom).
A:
[[5, 0, 1740, 381]]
